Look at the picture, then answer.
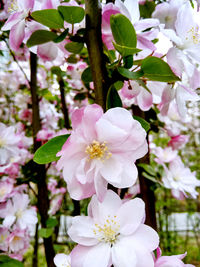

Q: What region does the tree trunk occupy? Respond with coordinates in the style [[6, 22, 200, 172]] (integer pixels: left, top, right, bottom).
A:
[[85, 0, 109, 111], [132, 105, 157, 230], [30, 52, 55, 267]]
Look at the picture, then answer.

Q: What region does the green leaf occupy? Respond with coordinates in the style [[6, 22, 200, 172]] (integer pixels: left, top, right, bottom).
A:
[[58, 6, 85, 24], [26, 30, 58, 47], [0, 255, 24, 267], [133, 115, 150, 132], [65, 41, 84, 53], [114, 81, 124, 90], [142, 172, 159, 184], [33, 134, 70, 164], [81, 67, 93, 83], [117, 67, 143, 80], [113, 43, 141, 57], [106, 85, 122, 110], [141, 56, 180, 82], [138, 163, 156, 176], [31, 9, 64, 29], [39, 228, 54, 238], [53, 28, 69, 43], [46, 217, 58, 228], [110, 14, 137, 49]]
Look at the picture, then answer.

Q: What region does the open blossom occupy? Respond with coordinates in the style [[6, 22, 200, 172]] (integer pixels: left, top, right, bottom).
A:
[[2, 0, 35, 51], [68, 190, 159, 267], [54, 253, 71, 267], [162, 156, 200, 199], [102, 0, 159, 53], [57, 104, 148, 201], [7, 228, 30, 254], [0, 193, 38, 231], [154, 248, 195, 267]]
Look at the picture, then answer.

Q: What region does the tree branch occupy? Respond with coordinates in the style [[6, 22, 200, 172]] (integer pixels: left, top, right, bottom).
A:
[[30, 52, 55, 267], [85, 0, 110, 111]]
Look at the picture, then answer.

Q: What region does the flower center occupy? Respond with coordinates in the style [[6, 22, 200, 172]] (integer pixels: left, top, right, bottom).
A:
[[186, 26, 200, 45], [0, 138, 5, 148], [174, 176, 181, 181], [0, 187, 6, 197], [7, 0, 19, 13], [93, 216, 120, 245], [85, 140, 112, 161]]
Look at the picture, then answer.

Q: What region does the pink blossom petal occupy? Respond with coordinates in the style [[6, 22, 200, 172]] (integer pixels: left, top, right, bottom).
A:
[[117, 198, 145, 235], [137, 88, 153, 111], [71, 244, 111, 267], [131, 224, 159, 252], [19, 0, 34, 10], [9, 20, 25, 52], [99, 157, 122, 184], [2, 12, 23, 31], [112, 237, 137, 267], [37, 42, 58, 61], [68, 216, 98, 246]]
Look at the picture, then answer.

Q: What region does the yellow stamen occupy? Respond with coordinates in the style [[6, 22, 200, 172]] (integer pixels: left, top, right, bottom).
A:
[[85, 140, 112, 161]]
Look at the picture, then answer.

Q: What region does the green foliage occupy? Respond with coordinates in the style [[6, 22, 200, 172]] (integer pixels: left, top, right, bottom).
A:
[[65, 41, 84, 53], [139, 1, 156, 18], [106, 85, 122, 110], [141, 56, 180, 82], [133, 115, 150, 132], [81, 67, 93, 83], [117, 67, 143, 80], [110, 14, 138, 56], [33, 134, 70, 164], [58, 6, 85, 24], [26, 30, 58, 47], [31, 9, 64, 29], [113, 43, 141, 57], [46, 217, 58, 228], [54, 29, 69, 43], [0, 255, 24, 267], [39, 228, 54, 238]]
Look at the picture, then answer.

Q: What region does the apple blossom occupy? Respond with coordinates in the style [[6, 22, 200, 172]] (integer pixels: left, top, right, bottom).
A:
[[2, 0, 35, 51], [68, 190, 159, 267], [57, 104, 148, 201], [0, 193, 38, 230], [154, 248, 195, 267], [162, 156, 200, 199], [54, 253, 71, 267]]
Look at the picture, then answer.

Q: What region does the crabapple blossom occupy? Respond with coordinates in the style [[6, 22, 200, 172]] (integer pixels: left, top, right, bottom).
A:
[[54, 253, 71, 267], [0, 227, 9, 251], [7, 227, 30, 254], [102, 0, 159, 54], [57, 104, 148, 201], [0, 179, 14, 202], [68, 190, 159, 267], [154, 248, 195, 267], [153, 146, 178, 164], [2, 0, 35, 51], [162, 156, 200, 199], [0, 193, 38, 230]]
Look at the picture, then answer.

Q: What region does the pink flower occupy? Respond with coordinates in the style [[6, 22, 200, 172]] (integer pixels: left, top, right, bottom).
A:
[[57, 104, 148, 201], [7, 228, 30, 254], [54, 253, 71, 267], [0, 180, 14, 202], [168, 134, 189, 150], [162, 157, 200, 199], [154, 248, 195, 267], [2, 0, 35, 51], [0, 193, 38, 230], [68, 190, 159, 267], [0, 227, 9, 252]]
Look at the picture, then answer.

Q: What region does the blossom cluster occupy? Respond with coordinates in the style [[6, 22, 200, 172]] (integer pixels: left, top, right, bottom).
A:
[[0, 0, 199, 266]]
